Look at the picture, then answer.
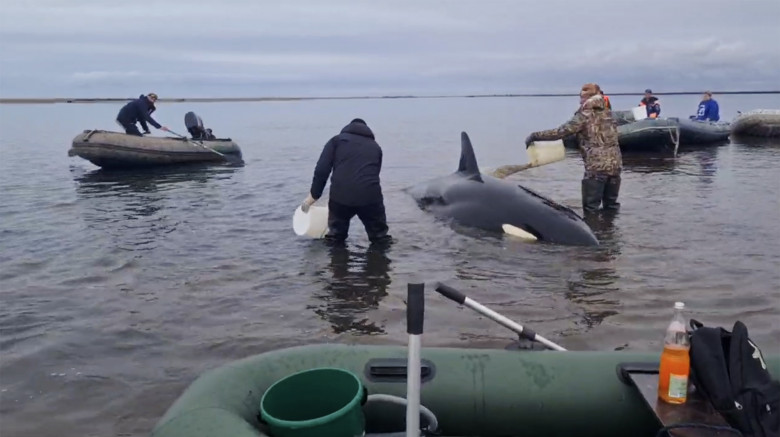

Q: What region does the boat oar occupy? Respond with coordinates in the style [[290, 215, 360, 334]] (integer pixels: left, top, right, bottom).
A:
[[434, 282, 567, 351], [167, 129, 226, 156], [487, 139, 566, 179], [167, 129, 242, 165], [406, 283, 425, 437]]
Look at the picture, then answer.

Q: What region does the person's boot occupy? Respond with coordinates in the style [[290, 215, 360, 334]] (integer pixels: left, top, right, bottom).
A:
[[581, 178, 605, 214], [602, 176, 621, 211]]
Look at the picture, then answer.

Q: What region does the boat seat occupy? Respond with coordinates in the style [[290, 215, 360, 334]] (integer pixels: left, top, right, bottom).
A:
[[617, 362, 737, 437]]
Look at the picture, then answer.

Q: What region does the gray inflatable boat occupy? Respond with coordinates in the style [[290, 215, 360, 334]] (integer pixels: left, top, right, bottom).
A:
[[730, 109, 780, 137], [673, 117, 731, 145], [68, 130, 243, 169]]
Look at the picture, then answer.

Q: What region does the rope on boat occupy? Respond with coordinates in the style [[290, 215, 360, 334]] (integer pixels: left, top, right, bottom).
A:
[[623, 125, 680, 155], [671, 125, 680, 158], [83, 129, 98, 142]]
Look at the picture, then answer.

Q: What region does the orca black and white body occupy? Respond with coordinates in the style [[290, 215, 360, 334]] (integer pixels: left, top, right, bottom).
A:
[[409, 132, 599, 247]]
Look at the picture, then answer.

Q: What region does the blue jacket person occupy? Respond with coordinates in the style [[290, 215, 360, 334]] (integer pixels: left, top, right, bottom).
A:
[[694, 91, 720, 122]]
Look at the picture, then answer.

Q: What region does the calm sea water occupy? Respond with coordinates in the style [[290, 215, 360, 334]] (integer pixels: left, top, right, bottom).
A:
[[1, 94, 779, 437]]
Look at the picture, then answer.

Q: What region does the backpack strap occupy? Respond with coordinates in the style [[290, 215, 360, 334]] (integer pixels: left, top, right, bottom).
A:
[[689, 324, 734, 411], [728, 321, 780, 436]]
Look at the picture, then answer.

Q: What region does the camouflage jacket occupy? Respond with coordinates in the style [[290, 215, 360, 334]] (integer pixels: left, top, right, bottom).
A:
[[531, 95, 622, 177]]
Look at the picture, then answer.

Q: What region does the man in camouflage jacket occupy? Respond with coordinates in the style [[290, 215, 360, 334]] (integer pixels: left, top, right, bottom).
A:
[[525, 83, 623, 214]]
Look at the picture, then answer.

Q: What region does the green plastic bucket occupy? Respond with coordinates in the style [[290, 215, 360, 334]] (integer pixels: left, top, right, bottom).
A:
[[260, 367, 366, 437]]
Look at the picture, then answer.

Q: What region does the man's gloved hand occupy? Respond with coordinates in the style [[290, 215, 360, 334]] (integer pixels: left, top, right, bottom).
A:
[[525, 133, 538, 148], [301, 193, 316, 213]]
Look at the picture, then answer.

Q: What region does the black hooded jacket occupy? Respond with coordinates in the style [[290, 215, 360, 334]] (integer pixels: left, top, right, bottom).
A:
[[309, 120, 384, 206], [116, 94, 161, 131]]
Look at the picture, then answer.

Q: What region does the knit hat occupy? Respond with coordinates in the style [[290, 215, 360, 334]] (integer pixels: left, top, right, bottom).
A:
[[580, 83, 599, 99]]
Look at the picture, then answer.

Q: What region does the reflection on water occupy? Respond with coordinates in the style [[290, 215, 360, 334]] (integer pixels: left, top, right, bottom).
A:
[[622, 153, 679, 174], [309, 244, 393, 335], [72, 164, 227, 193], [70, 165, 239, 250], [568, 213, 622, 329], [731, 135, 780, 148], [690, 147, 719, 187]]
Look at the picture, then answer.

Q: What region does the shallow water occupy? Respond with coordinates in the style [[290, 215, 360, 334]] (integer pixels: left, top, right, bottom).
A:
[[1, 94, 779, 436]]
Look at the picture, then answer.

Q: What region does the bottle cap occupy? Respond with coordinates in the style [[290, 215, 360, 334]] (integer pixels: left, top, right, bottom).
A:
[[674, 302, 685, 310]]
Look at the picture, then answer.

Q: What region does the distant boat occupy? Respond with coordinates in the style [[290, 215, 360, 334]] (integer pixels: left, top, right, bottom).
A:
[[564, 116, 730, 153], [730, 109, 780, 137], [68, 129, 243, 169], [563, 118, 679, 153]]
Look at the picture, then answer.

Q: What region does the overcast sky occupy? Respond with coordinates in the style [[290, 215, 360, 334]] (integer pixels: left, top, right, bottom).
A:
[[1, 0, 779, 98]]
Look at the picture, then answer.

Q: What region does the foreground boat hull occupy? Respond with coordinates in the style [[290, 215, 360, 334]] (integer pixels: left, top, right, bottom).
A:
[[150, 344, 780, 437], [68, 130, 243, 169]]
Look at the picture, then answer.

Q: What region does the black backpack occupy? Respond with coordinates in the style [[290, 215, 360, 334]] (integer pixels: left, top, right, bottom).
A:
[[689, 319, 780, 437]]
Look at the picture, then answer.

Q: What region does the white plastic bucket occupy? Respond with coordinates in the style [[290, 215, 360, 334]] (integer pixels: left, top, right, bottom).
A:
[[632, 106, 648, 121], [526, 140, 565, 167], [292, 205, 329, 239]]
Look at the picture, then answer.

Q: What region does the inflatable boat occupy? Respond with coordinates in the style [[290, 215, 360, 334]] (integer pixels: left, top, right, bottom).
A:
[[617, 118, 680, 152], [674, 118, 731, 146], [563, 117, 680, 153], [730, 109, 780, 137], [151, 283, 780, 437], [68, 129, 243, 169]]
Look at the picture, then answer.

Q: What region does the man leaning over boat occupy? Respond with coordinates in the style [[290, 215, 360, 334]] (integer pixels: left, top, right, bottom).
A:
[[116, 93, 169, 136]]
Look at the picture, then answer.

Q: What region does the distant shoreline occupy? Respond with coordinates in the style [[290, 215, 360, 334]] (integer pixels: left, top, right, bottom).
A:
[[1, 90, 779, 104]]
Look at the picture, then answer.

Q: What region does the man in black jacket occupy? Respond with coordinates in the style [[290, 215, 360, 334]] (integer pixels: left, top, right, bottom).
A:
[[302, 118, 391, 245], [116, 93, 169, 136]]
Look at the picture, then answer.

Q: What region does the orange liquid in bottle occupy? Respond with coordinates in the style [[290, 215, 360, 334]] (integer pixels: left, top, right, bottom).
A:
[[658, 343, 690, 404]]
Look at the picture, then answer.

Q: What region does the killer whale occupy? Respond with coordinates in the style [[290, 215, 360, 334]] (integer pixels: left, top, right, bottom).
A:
[[409, 132, 599, 247]]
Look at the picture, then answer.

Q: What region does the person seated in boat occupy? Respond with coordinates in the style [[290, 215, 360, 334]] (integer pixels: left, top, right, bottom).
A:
[[184, 111, 217, 140], [692, 91, 720, 122], [639, 89, 661, 119], [116, 93, 169, 136]]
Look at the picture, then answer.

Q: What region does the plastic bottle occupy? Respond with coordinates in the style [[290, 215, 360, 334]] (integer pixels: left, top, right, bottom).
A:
[[658, 302, 691, 404]]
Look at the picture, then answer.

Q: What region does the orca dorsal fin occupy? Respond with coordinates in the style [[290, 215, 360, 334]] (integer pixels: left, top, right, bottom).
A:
[[457, 131, 483, 182]]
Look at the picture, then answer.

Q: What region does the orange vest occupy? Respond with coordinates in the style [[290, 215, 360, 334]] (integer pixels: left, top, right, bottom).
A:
[[603, 95, 612, 109]]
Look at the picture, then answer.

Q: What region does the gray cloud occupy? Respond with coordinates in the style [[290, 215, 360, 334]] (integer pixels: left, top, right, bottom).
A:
[[1, 0, 779, 97]]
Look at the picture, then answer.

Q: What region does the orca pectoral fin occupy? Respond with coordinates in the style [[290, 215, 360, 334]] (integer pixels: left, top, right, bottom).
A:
[[502, 224, 538, 242]]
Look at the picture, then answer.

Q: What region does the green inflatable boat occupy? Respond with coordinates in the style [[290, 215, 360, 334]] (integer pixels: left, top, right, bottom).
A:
[[151, 283, 780, 437], [151, 344, 780, 437]]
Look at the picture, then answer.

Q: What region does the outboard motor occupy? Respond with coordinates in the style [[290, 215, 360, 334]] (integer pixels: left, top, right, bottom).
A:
[[184, 111, 216, 140]]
